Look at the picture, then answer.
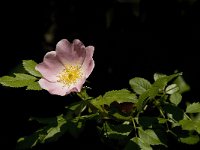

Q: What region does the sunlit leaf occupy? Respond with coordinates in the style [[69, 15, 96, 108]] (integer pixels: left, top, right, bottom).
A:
[[138, 128, 165, 146], [165, 84, 179, 94], [129, 77, 151, 95], [26, 81, 42, 90], [179, 120, 200, 134], [39, 115, 67, 142], [180, 135, 199, 145], [186, 102, 200, 113], [23, 60, 42, 77], [91, 89, 137, 111], [0, 73, 37, 88], [132, 137, 152, 150], [77, 87, 92, 100], [104, 122, 133, 139], [153, 73, 166, 81], [137, 73, 182, 111], [124, 137, 141, 150], [17, 115, 68, 149], [170, 93, 182, 106]]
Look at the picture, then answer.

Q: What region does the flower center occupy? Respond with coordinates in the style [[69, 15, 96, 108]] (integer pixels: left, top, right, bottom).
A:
[[58, 65, 82, 86]]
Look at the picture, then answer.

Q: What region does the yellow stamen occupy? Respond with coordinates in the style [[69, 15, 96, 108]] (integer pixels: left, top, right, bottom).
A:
[[58, 65, 82, 86]]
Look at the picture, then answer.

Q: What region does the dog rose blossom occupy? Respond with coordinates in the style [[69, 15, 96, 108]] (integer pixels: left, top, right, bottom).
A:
[[35, 39, 95, 96]]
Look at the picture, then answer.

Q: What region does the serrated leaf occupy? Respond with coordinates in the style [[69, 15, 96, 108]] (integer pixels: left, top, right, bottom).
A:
[[153, 73, 167, 81], [149, 73, 181, 97], [138, 128, 165, 146], [23, 60, 42, 77], [15, 73, 37, 80], [165, 84, 179, 94], [186, 102, 200, 113], [129, 77, 151, 95], [104, 122, 133, 139], [170, 93, 182, 106], [43, 116, 66, 141], [180, 135, 199, 145], [132, 137, 152, 150], [91, 89, 137, 110], [17, 112, 91, 149], [26, 81, 42, 90], [124, 138, 141, 150], [137, 73, 182, 111], [179, 119, 200, 134], [17, 115, 68, 149], [103, 89, 138, 104], [0, 73, 37, 88]]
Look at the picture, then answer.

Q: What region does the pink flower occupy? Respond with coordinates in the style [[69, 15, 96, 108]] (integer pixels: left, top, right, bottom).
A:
[[35, 39, 95, 96]]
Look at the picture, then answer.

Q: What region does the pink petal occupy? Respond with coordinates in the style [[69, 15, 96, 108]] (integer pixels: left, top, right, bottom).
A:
[[35, 51, 64, 82], [38, 78, 71, 96], [56, 39, 86, 66], [82, 46, 95, 78], [73, 77, 87, 92]]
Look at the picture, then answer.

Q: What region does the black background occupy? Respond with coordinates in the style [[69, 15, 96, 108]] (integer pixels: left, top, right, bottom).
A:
[[0, 0, 200, 149]]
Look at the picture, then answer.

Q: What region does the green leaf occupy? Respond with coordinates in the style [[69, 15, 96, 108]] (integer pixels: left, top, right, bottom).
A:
[[66, 101, 82, 111], [179, 120, 200, 133], [124, 138, 141, 150], [23, 60, 42, 77], [65, 117, 85, 138], [43, 115, 67, 141], [16, 131, 41, 149], [170, 93, 182, 106], [186, 102, 200, 113], [137, 73, 182, 111], [165, 84, 179, 94], [173, 76, 190, 94], [17, 115, 68, 149], [136, 90, 149, 111], [103, 89, 138, 104], [91, 89, 137, 110], [77, 87, 92, 100], [149, 73, 182, 97], [26, 81, 42, 90], [132, 137, 152, 150], [0, 73, 37, 88], [138, 128, 165, 146], [17, 112, 93, 149], [111, 112, 132, 120], [104, 122, 133, 139], [129, 77, 151, 95], [78, 113, 99, 120], [180, 135, 200, 145], [153, 73, 167, 81]]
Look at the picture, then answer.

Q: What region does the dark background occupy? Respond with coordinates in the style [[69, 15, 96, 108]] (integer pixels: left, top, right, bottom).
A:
[[0, 0, 200, 149]]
